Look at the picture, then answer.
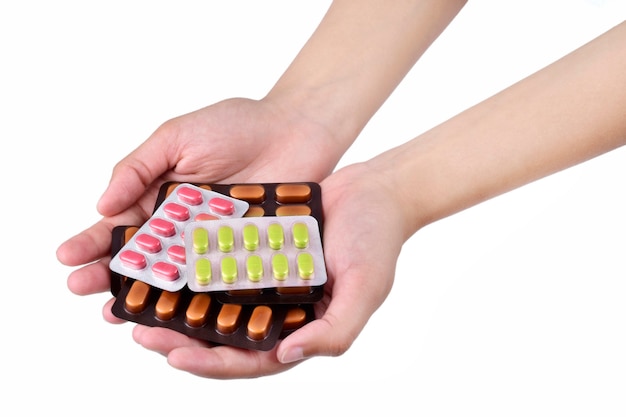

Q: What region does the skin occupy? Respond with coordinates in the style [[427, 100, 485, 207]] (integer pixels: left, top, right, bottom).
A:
[[57, 0, 467, 379], [58, 1, 626, 379], [165, 21, 626, 377]]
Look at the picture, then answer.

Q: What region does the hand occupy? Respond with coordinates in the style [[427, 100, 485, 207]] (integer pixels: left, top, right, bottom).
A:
[[56, 96, 344, 316], [130, 162, 408, 378]]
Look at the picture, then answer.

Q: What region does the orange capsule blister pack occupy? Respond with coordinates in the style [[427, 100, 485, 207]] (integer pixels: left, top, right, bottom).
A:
[[109, 183, 250, 292], [111, 275, 314, 350], [110, 225, 316, 350]]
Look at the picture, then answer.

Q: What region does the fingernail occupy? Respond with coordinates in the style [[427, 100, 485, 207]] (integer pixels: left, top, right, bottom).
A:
[[280, 347, 305, 364]]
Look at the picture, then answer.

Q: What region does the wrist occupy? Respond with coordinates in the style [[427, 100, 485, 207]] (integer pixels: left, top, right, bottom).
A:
[[262, 86, 361, 161], [366, 132, 463, 239]]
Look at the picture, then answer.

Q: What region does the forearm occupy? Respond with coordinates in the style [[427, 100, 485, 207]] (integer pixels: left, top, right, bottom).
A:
[[373, 21, 626, 238], [265, 0, 467, 154]]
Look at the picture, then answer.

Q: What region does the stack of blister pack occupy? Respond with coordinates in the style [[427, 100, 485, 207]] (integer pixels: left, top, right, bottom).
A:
[[109, 182, 326, 351]]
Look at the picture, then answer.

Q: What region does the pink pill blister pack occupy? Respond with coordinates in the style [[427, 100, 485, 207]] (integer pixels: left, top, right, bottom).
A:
[[183, 215, 328, 293], [109, 183, 250, 292]]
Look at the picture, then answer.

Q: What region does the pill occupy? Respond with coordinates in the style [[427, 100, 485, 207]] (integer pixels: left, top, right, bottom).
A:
[[276, 286, 312, 294], [242, 223, 259, 251], [221, 256, 238, 283], [176, 185, 203, 205], [208, 197, 234, 216], [167, 245, 186, 263], [247, 305, 272, 340], [152, 261, 179, 281], [125, 280, 151, 314], [246, 254, 264, 281], [185, 293, 211, 327], [297, 252, 314, 279], [155, 290, 181, 321], [229, 184, 266, 204], [148, 218, 176, 237], [267, 223, 284, 250], [166, 183, 211, 198], [192, 227, 209, 254], [227, 289, 262, 296], [292, 222, 309, 249], [244, 206, 265, 217], [124, 226, 139, 242], [117, 227, 139, 287], [216, 303, 242, 334], [271, 253, 289, 280], [275, 184, 311, 203], [119, 250, 147, 270], [218, 225, 234, 252], [282, 307, 307, 331], [163, 202, 190, 221], [276, 205, 311, 216], [195, 212, 219, 221], [165, 183, 179, 197], [135, 233, 162, 253], [195, 258, 212, 286]]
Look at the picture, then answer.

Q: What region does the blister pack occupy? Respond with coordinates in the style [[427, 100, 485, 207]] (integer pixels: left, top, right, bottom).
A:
[[184, 215, 327, 293], [157, 181, 326, 304], [109, 183, 249, 292], [108, 181, 324, 351], [110, 225, 315, 350]]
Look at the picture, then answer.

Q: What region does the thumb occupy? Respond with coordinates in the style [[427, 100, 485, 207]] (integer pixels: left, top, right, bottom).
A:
[[97, 128, 174, 217], [276, 297, 373, 364]]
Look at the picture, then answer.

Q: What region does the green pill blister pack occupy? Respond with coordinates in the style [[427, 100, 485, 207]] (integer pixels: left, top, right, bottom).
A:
[[184, 216, 327, 293]]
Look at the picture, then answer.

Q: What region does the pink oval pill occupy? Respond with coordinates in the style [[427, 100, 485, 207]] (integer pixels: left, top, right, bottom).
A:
[[208, 197, 234, 216], [119, 250, 147, 269], [152, 261, 179, 281], [167, 245, 186, 264], [195, 212, 219, 221], [149, 218, 176, 237], [163, 202, 190, 221], [135, 233, 162, 253], [176, 186, 203, 205]]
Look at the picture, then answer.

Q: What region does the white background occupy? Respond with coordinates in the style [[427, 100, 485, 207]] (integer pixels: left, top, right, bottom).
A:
[[1, 1, 625, 416]]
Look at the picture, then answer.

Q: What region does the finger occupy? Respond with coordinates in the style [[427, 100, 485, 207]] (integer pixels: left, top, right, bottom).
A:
[[57, 220, 114, 267], [97, 127, 176, 217], [166, 343, 297, 379], [102, 298, 125, 324], [276, 309, 359, 364], [132, 325, 210, 356], [66, 257, 113, 295], [277, 268, 391, 364]]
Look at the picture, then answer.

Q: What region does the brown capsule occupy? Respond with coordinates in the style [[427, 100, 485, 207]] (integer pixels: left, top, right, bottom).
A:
[[124, 226, 139, 242], [185, 294, 212, 327], [229, 184, 266, 204], [125, 280, 151, 314], [275, 184, 311, 203], [282, 307, 307, 331], [155, 291, 181, 321], [247, 305, 272, 340], [276, 286, 312, 295], [275, 205, 311, 216], [243, 206, 265, 217], [165, 182, 180, 197], [216, 304, 242, 334]]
